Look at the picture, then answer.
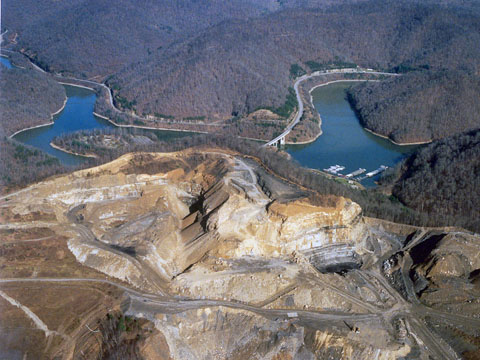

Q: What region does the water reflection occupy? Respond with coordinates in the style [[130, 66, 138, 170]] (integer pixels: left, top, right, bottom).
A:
[[287, 82, 418, 187]]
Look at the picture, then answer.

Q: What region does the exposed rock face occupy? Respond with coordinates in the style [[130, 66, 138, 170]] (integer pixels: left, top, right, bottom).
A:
[[1, 150, 479, 359], [302, 244, 363, 273], [10, 151, 363, 284]]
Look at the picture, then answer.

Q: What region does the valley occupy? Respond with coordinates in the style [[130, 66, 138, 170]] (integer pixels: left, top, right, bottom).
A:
[[1, 1, 480, 358]]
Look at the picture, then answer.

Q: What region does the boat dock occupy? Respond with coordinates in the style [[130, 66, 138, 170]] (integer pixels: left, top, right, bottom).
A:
[[324, 165, 345, 175], [322, 164, 388, 183], [365, 165, 388, 177], [346, 168, 366, 178]]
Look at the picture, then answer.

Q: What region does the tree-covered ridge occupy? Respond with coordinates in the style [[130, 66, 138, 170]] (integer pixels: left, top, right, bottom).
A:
[[108, 1, 480, 120], [0, 136, 64, 189], [0, 65, 66, 136], [389, 129, 480, 230], [2, 0, 295, 78], [347, 71, 480, 143], [2, 0, 364, 79], [4, 1, 480, 123]]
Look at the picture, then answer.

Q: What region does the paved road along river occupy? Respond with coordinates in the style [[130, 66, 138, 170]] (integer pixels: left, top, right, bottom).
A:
[[286, 81, 419, 187]]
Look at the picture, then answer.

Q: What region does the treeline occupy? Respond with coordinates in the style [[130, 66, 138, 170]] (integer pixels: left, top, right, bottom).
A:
[[0, 135, 67, 189], [347, 71, 480, 143], [6, 1, 480, 135], [0, 65, 65, 136], [110, 1, 480, 120], [50, 129, 479, 232], [2, 0, 382, 80], [3, 0, 294, 78], [305, 59, 357, 72], [385, 129, 480, 230]]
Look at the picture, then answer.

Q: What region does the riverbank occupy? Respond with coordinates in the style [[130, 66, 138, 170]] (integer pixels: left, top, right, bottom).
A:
[[287, 79, 373, 145], [12, 49, 413, 148], [286, 80, 418, 188], [49, 141, 98, 158], [363, 127, 432, 146], [308, 79, 376, 97], [16, 51, 406, 147], [288, 80, 372, 145], [9, 95, 67, 138], [263, 69, 398, 147], [53, 70, 220, 134], [285, 80, 372, 145], [286, 128, 323, 145], [0, 52, 26, 69], [289, 76, 433, 148], [93, 112, 210, 134]]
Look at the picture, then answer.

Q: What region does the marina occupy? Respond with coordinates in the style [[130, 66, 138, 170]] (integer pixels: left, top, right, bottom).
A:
[[323, 164, 388, 183], [346, 168, 366, 178], [287, 82, 418, 187]]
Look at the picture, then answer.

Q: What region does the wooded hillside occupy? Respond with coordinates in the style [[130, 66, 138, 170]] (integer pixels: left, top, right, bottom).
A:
[[347, 72, 480, 143], [109, 1, 480, 122], [389, 129, 480, 230], [4, 0, 480, 129], [0, 66, 65, 136], [0, 64, 67, 189]]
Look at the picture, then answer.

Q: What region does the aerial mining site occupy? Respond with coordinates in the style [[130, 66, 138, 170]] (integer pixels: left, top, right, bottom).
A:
[[2, 2, 480, 358], [1, 149, 478, 359]]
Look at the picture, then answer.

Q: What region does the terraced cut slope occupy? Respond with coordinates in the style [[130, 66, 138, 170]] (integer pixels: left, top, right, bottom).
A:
[[0, 150, 478, 359]]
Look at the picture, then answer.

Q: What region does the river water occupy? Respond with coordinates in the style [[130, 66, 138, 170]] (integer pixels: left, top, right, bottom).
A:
[[287, 82, 418, 187], [5, 56, 416, 180], [4, 57, 191, 166], [0, 56, 13, 69], [13, 85, 113, 166]]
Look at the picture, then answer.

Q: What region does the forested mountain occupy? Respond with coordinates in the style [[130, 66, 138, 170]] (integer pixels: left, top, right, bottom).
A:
[[108, 1, 480, 120], [388, 129, 480, 230], [0, 66, 65, 135], [347, 72, 480, 143], [2, 0, 278, 77], [4, 0, 480, 127], [1, 0, 363, 79]]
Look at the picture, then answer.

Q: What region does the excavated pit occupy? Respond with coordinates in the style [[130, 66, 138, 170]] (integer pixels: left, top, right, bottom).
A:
[[1, 149, 479, 359]]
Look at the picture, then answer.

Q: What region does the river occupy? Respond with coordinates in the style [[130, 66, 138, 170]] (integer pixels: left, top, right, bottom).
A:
[[13, 85, 113, 166], [4, 55, 416, 180], [287, 82, 418, 187], [3, 57, 192, 166], [0, 56, 13, 69]]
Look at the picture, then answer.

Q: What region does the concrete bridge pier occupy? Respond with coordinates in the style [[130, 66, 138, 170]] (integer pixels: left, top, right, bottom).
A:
[[266, 134, 286, 147]]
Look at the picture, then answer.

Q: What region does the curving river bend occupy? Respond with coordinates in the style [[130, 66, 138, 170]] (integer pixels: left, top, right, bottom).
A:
[[287, 82, 418, 187], [3, 57, 191, 166], [3, 57, 417, 184]]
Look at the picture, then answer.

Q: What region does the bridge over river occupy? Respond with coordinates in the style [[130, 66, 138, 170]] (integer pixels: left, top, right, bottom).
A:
[[264, 68, 398, 147]]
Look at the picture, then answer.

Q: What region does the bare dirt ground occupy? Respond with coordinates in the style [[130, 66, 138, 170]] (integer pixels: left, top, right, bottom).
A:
[[0, 150, 478, 359]]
